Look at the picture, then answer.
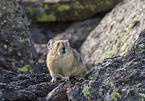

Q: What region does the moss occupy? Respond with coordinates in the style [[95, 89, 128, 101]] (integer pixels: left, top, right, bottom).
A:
[[82, 84, 91, 100], [110, 91, 121, 100], [37, 12, 56, 22], [19, 65, 29, 73], [57, 5, 70, 12], [17, 51, 22, 56], [3, 44, 7, 49], [25, 7, 33, 16]]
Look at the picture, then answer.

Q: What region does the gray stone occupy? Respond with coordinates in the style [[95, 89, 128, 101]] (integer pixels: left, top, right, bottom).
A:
[[17, 0, 121, 22], [80, 0, 145, 66], [0, 0, 39, 73]]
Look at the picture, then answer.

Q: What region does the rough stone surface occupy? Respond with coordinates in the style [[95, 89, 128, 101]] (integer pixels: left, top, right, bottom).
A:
[[67, 30, 145, 100], [80, 0, 145, 66], [0, 73, 58, 101], [0, 0, 144, 100], [18, 0, 121, 22], [0, 0, 39, 73]]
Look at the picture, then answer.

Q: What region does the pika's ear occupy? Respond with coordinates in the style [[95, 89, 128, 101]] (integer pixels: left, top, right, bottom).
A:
[[47, 39, 53, 50], [66, 40, 70, 47]]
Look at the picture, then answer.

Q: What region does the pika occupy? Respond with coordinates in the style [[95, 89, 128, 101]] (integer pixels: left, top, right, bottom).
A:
[[46, 39, 87, 83]]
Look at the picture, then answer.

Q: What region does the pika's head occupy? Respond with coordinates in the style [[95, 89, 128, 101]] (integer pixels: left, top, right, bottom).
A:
[[47, 39, 71, 55]]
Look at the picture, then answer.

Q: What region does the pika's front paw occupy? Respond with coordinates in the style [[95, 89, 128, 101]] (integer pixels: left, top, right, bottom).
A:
[[62, 76, 69, 82], [50, 78, 56, 83]]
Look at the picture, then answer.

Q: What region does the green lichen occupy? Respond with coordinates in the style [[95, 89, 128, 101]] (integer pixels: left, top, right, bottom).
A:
[[74, 11, 78, 16], [57, 5, 70, 12], [3, 20, 7, 23], [19, 37, 25, 42], [30, 59, 35, 64], [9, 48, 12, 52], [89, 5, 97, 11], [44, 4, 49, 10], [110, 91, 121, 100], [109, 44, 117, 56], [25, 7, 33, 16], [11, 62, 15, 65], [134, 93, 145, 100], [21, 60, 24, 63], [17, 51, 22, 56], [37, 12, 56, 22], [19, 65, 29, 72], [139, 43, 144, 48], [39, 3, 43, 8], [12, 25, 15, 28], [1, 22, 4, 25], [74, 1, 84, 9], [30, 69, 34, 73], [139, 93, 145, 98], [3, 44, 7, 49], [82, 84, 91, 100], [105, 0, 111, 6], [120, 43, 128, 53]]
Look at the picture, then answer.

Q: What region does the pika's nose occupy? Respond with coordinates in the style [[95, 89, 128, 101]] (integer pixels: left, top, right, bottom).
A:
[[62, 46, 66, 51], [62, 46, 66, 54]]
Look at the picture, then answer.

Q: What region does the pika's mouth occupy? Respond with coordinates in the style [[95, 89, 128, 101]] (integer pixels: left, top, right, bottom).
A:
[[58, 46, 68, 54]]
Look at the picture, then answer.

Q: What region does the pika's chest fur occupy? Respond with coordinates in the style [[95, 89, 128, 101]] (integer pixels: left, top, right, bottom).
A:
[[46, 39, 87, 82]]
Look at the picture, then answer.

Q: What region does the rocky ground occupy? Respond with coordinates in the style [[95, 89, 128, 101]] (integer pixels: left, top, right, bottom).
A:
[[0, 0, 144, 101]]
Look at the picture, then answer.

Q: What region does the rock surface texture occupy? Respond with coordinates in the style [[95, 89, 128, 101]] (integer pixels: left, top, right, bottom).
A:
[[17, 0, 121, 22], [0, 0, 39, 73], [0, 0, 144, 100], [80, 0, 145, 66]]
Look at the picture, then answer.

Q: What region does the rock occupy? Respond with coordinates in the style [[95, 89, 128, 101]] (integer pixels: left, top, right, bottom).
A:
[[80, 0, 145, 66], [36, 82, 68, 101], [67, 30, 145, 100], [0, 73, 57, 101], [0, 0, 39, 73], [54, 15, 103, 50], [17, 0, 121, 22]]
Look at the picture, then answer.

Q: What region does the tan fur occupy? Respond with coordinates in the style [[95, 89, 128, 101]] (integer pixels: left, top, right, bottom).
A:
[[46, 39, 87, 83]]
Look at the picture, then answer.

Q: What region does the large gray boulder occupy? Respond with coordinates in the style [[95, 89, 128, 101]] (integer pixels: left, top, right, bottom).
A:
[[0, 0, 39, 73], [80, 0, 145, 66], [18, 0, 121, 22]]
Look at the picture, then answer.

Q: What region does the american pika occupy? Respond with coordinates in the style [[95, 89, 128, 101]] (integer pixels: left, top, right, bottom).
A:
[[46, 39, 87, 83]]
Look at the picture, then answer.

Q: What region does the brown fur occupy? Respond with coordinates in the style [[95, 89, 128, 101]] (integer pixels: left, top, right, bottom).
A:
[[46, 40, 87, 83]]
